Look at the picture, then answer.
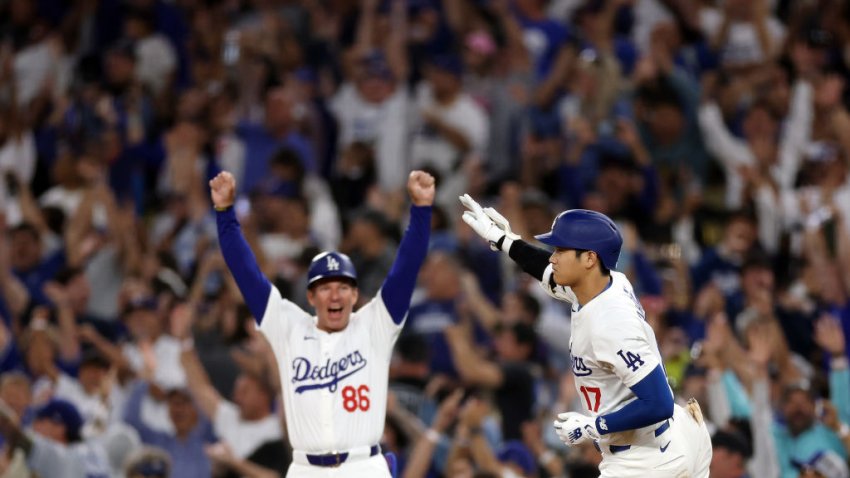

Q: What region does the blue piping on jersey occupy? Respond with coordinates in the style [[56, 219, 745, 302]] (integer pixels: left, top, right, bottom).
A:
[[595, 365, 674, 435]]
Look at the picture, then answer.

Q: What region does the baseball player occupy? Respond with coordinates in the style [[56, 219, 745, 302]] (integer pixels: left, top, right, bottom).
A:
[[459, 194, 712, 477], [210, 170, 434, 477]]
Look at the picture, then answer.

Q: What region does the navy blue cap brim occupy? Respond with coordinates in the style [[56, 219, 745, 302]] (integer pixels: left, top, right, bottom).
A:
[[534, 231, 561, 246], [307, 274, 358, 287]]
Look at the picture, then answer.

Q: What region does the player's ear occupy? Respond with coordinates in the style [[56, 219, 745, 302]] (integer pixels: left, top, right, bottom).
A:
[[306, 288, 317, 307], [350, 287, 359, 306]]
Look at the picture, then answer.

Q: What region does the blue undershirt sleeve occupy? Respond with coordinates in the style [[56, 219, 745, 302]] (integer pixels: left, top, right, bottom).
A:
[[380, 205, 432, 324], [216, 208, 272, 324], [596, 365, 674, 434]]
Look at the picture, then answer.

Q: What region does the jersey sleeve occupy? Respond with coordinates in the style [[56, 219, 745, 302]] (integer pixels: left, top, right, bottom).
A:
[[539, 265, 578, 304], [590, 308, 660, 388], [357, 292, 403, 354], [256, 285, 312, 350]]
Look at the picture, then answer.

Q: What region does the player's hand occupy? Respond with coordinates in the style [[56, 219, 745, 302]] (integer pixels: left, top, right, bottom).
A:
[[408, 170, 436, 206], [209, 171, 237, 210], [459, 194, 518, 251], [553, 412, 599, 447]]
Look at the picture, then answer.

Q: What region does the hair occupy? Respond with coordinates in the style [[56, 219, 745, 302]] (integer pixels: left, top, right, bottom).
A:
[[575, 249, 611, 276], [711, 429, 753, 459], [507, 323, 537, 359]]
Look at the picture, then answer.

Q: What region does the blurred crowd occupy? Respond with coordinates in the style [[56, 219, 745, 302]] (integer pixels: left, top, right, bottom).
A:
[[1, 0, 850, 477]]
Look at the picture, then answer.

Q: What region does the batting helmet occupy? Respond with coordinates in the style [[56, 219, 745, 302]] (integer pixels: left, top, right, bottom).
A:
[[534, 209, 623, 270], [307, 251, 358, 287]]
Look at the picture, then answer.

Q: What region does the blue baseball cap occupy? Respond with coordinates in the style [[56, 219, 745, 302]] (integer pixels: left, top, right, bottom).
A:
[[497, 440, 537, 476], [428, 53, 464, 77], [34, 399, 83, 442]]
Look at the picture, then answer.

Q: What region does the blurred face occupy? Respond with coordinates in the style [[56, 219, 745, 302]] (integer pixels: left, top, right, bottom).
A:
[[723, 219, 756, 256], [168, 392, 198, 436], [9, 229, 41, 271], [265, 89, 294, 133], [78, 365, 107, 395], [126, 309, 161, 340], [710, 447, 746, 478], [427, 68, 461, 100], [307, 279, 359, 332], [0, 378, 31, 419], [358, 75, 393, 104], [105, 52, 135, 86], [647, 104, 684, 145], [421, 254, 461, 300], [494, 330, 529, 362], [782, 390, 816, 436], [32, 418, 67, 443], [741, 266, 774, 299], [743, 107, 777, 140], [232, 375, 271, 420]]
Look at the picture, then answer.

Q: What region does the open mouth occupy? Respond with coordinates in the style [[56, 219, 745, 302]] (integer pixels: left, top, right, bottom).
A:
[[327, 306, 344, 318]]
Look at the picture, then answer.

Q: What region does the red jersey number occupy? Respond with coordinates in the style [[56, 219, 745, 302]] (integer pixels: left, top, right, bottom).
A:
[[342, 385, 370, 412]]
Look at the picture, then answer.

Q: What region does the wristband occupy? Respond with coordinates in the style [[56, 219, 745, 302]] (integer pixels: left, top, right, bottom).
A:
[[538, 450, 555, 465], [424, 428, 440, 444], [839, 422, 850, 439]]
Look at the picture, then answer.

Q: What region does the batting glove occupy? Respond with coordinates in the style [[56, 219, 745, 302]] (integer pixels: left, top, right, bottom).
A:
[[553, 412, 600, 447], [459, 194, 519, 251]]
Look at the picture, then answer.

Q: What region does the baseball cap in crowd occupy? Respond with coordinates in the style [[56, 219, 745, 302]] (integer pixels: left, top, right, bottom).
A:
[[497, 440, 536, 477], [360, 51, 394, 81], [125, 296, 158, 315], [34, 399, 84, 443], [125, 446, 171, 478], [428, 53, 464, 77], [256, 179, 300, 199], [792, 450, 850, 478]]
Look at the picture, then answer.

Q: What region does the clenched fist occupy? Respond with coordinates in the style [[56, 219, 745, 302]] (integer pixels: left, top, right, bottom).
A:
[[209, 172, 237, 209], [408, 170, 436, 207]]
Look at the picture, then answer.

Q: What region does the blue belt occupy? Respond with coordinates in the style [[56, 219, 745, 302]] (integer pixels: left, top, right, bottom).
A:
[[594, 419, 671, 455], [306, 445, 381, 467]]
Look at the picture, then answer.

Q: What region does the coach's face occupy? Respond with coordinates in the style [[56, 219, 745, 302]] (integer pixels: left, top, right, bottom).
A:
[[308, 279, 359, 332]]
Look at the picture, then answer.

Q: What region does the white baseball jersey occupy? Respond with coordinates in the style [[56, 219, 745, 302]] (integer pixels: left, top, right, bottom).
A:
[[540, 269, 672, 445], [257, 285, 402, 453]]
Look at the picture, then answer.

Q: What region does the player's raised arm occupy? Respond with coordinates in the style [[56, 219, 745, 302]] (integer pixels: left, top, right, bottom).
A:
[[210, 171, 272, 324], [459, 194, 551, 281], [379, 171, 434, 324]]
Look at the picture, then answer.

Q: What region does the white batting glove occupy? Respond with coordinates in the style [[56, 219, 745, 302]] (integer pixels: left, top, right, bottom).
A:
[[553, 412, 600, 447], [459, 194, 518, 251]]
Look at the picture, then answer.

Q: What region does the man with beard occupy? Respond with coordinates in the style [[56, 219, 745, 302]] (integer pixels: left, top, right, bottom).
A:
[[775, 381, 850, 478]]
